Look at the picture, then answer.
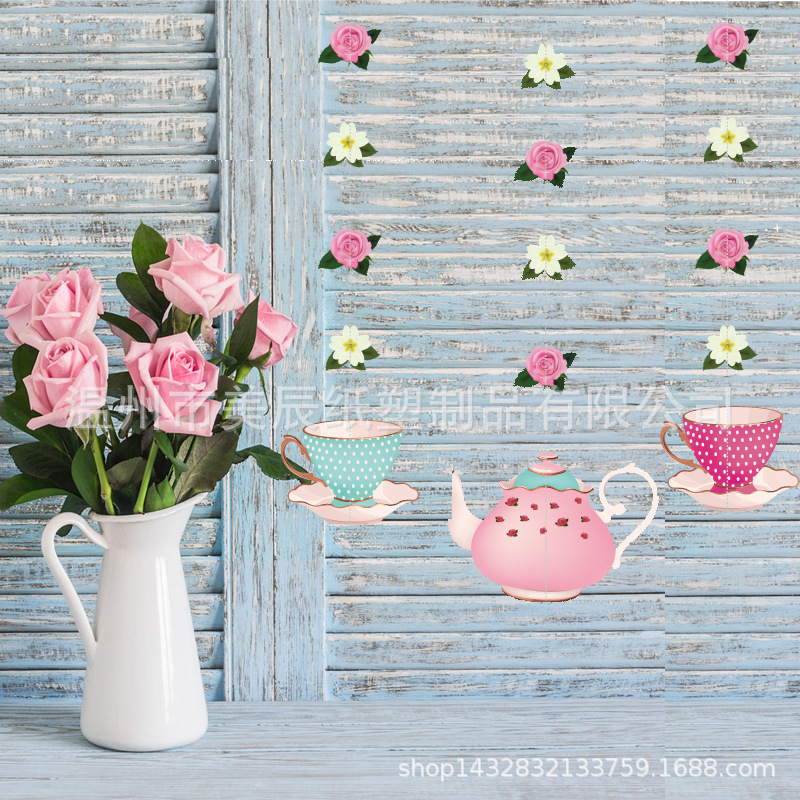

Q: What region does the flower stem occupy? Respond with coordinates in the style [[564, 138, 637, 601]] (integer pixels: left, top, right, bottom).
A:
[[222, 364, 252, 420], [90, 433, 115, 515], [133, 438, 159, 514]]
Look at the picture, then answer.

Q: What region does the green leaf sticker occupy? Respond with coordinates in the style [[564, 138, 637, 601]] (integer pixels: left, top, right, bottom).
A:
[[732, 50, 748, 70], [514, 369, 535, 388], [732, 257, 748, 276], [326, 352, 345, 370], [367, 29, 381, 43], [563, 147, 576, 162], [323, 149, 341, 167], [367, 234, 381, 248], [557, 65, 576, 79], [521, 74, 541, 89], [514, 163, 536, 181], [695, 250, 718, 270], [360, 143, 377, 157], [703, 353, 722, 370], [354, 50, 371, 70], [744, 234, 759, 248], [696, 44, 721, 64], [745, 29, 758, 43], [564, 352, 578, 368], [318, 45, 342, 64], [703, 145, 723, 162], [740, 138, 758, 153], [362, 346, 380, 361], [318, 250, 342, 270], [559, 256, 576, 270], [740, 345, 757, 361], [550, 168, 567, 188]]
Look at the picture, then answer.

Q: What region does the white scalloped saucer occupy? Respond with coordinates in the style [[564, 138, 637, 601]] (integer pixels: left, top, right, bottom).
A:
[[288, 480, 419, 525], [668, 466, 798, 511]]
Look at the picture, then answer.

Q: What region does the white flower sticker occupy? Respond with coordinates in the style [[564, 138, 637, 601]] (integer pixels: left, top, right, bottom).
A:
[[325, 123, 376, 167], [328, 325, 379, 371], [525, 45, 568, 86], [705, 325, 757, 370], [523, 236, 575, 280], [705, 117, 758, 162]]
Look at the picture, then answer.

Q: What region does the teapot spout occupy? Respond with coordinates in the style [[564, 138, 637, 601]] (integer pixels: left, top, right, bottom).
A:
[[448, 470, 482, 550]]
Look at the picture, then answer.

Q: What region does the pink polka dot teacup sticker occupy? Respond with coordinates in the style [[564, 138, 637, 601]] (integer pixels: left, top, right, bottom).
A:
[[662, 407, 799, 512]]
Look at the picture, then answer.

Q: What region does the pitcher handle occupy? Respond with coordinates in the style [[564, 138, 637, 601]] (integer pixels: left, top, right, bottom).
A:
[[41, 513, 108, 662], [598, 463, 659, 570], [660, 421, 703, 471], [280, 435, 326, 485]]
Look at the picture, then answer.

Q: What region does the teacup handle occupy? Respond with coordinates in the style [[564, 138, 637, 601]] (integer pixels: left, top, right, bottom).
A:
[[660, 421, 703, 472], [280, 435, 326, 485]]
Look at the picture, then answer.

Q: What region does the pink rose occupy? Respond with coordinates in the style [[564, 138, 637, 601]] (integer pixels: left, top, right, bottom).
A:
[[1, 272, 51, 346], [23, 333, 108, 430], [707, 23, 748, 62], [148, 234, 243, 320], [330, 23, 371, 63], [525, 141, 568, 182], [18, 268, 103, 348], [235, 291, 298, 369], [707, 229, 749, 269], [109, 306, 159, 354], [525, 347, 568, 387], [123, 332, 221, 437], [330, 229, 372, 269]]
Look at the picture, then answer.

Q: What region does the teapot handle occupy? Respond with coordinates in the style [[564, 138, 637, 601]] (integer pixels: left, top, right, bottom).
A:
[[598, 463, 659, 569], [41, 513, 109, 662]]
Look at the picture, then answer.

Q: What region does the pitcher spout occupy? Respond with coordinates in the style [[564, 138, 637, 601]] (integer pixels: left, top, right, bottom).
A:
[[448, 470, 482, 550]]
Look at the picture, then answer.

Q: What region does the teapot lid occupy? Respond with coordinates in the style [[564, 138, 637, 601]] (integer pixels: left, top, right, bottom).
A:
[[529, 453, 566, 475], [508, 453, 581, 491]]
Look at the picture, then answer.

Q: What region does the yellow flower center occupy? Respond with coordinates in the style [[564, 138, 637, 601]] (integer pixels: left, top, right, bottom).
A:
[[341, 135, 355, 149], [539, 57, 553, 71], [721, 130, 736, 144], [540, 247, 553, 262], [720, 338, 736, 352], [343, 338, 358, 352]]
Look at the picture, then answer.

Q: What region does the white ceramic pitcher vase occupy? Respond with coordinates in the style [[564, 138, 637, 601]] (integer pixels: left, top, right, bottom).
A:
[[41, 493, 209, 751]]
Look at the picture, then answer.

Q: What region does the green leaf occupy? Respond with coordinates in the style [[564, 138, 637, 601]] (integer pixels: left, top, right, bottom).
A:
[[521, 263, 539, 280], [362, 346, 380, 361], [0, 474, 65, 511], [227, 294, 259, 363], [557, 65, 575, 79], [550, 273, 563, 280], [745, 29, 758, 43], [744, 234, 758, 248], [563, 147, 576, 162], [214, 375, 249, 404], [323, 149, 341, 167], [558, 255, 576, 270], [367, 29, 381, 42], [236, 444, 309, 482], [144, 478, 176, 513], [71, 444, 102, 512], [730, 153, 744, 163], [351, 362, 367, 371], [730, 362, 744, 370], [360, 143, 377, 157], [740, 138, 758, 153], [56, 494, 89, 536], [732, 256, 748, 276], [106, 456, 146, 490], [550, 168, 567, 188], [514, 369, 535, 388], [106, 371, 135, 398], [172, 428, 240, 502], [318, 250, 342, 270], [520, 74, 540, 89], [696, 44, 721, 64], [100, 312, 150, 344], [564, 352, 577, 368], [318, 44, 342, 64], [350, 159, 364, 168], [106, 433, 143, 469], [703, 353, 722, 370], [0, 389, 66, 451], [732, 50, 748, 70], [740, 345, 757, 361], [326, 352, 345, 370], [695, 250, 719, 269], [552, 374, 567, 393], [367, 234, 381, 249], [12, 344, 38, 387], [353, 257, 370, 276], [354, 50, 371, 70], [703, 145, 723, 162], [131, 222, 170, 309], [514, 162, 536, 181], [549, 80, 561, 90], [10, 442, 74, 490], [116, 271, 164, 323]]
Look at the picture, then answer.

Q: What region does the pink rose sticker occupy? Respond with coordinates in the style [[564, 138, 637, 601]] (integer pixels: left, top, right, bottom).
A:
[[0, 272, 51, 346], [330, 23, 372, 63], [707, 229, 749, 269], [707, 23, 748, 62], [525, 346, 569, 386], [109, 306, 159, 355], [234, 291, 298, 369], [24, 333, 108, 430], [124, 332, 222, 437], [149, 234, 243, 320], [525, 141, 568, 182], [330, 229, 372, 269]]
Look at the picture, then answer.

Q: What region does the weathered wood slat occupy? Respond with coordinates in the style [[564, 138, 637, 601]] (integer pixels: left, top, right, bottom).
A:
[[0, 631, 223, 669], [0, 113, 216, 155], [328, 594, 663, 632], [0, 556, 223, 594], [666, 520, 800, 558], [666, 671, 800, 700], [0, 593, 223, 632], [0, 13, 215, 53], [668, 634, 800, 670], [326, 556, 664, 595], [328, 631, 664, 670], [0, 70, 217, 112], [0, 173, 218, 212], [0, 669, 223, 700], [669, 560, 800, 596], [327, 669, 664, 700], [0, 53, 218, 71], [667, 596, 800, 633], [668, 74, 800, 115]]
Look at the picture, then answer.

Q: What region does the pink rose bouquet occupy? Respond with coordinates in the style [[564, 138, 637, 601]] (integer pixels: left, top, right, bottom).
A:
[[0, 222, 301, 521], [515, 141, 576, 187], [696, 24, 757, 69], [697, 229, 757, 274], [319, 23, 380, 70], [319, 229, 381, 274], [515, 347, 577, 392]]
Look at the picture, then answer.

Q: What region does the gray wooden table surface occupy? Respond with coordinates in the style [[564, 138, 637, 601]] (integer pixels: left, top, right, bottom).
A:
[[0, 699, 797, 799]]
